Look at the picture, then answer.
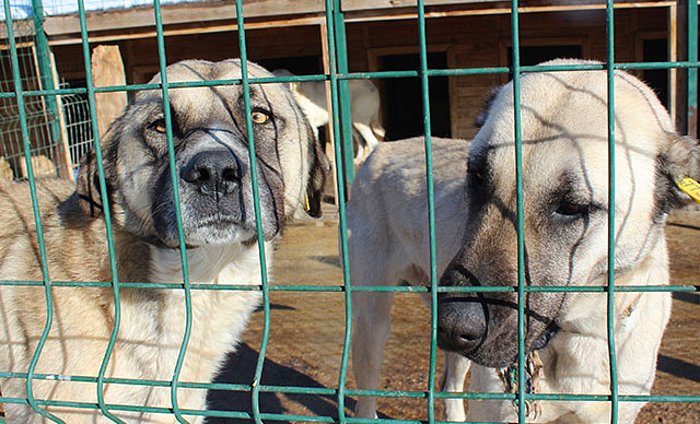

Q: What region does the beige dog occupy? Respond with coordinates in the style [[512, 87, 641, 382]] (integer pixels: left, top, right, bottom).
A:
[[348, 59, 698, 422], [0, 59, 327, 423]]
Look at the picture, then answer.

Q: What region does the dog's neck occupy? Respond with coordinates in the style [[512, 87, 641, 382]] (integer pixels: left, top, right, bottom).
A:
[[530, 235, 672, 420], [556, 234, 669, 336], [148, 243, 268, 284]]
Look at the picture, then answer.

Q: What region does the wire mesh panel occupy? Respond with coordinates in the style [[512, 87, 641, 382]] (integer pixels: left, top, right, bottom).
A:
[[0, 22, 58, 180], [0, 0, 697, 423]]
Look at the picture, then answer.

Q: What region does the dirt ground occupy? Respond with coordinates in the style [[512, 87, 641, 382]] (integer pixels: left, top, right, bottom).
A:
[[207, 209, 700, 423]]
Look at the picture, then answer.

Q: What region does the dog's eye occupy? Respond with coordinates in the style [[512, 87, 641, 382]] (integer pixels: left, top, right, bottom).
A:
[[149, 119, 167, 134], [251, 111, 270, 124], [555, 201, 589, 217]]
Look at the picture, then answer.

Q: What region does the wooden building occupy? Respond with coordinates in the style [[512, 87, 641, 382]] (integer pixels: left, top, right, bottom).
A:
[[0, 0, 691, 181], [41, 0, 695, 141]]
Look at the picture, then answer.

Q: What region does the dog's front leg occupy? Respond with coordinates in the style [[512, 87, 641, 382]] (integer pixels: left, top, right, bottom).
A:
[[440, 351, 471, 421], [351, 291, 394, 418]]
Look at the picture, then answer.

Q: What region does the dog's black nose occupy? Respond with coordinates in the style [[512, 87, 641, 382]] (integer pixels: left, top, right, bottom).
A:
[[182, 151, 240, 200], [437, 297, 486, 353]]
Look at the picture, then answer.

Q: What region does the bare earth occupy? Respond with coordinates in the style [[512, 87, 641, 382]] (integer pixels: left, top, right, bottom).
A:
[[207, 209, 700, 423]]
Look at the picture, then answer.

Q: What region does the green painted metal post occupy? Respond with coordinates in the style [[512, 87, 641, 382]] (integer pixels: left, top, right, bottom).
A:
[[327, 1, 354, 422], [333, 3, 355, 185], [415, 1, 439, 421], [605, 1, 620, 423], [509, 1, 527, 422], [31, 0, 62, 171]]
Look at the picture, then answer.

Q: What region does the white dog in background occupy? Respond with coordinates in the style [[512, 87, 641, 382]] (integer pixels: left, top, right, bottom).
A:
[[273, 69, 385, 163]]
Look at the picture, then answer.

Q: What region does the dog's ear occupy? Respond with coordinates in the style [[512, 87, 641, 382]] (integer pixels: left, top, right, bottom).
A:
[[655, 135, 700, 217], [305, 124, 330, 218]]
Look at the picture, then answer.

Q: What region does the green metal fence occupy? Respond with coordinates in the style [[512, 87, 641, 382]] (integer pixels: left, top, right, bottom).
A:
[[0, 0, 698, 423]]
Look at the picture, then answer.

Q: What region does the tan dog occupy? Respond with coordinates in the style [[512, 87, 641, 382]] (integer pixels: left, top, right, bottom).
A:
[[348, 59, 698, 422], [0, 59, 327, 423]]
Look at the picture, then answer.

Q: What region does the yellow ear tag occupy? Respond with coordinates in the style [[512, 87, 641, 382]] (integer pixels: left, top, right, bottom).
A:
[[677, 177, 700, 204], [304, 193, 311, 212]]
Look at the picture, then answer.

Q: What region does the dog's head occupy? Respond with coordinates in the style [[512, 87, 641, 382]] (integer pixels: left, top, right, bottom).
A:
[[437, 59, 699, 367], [77, 59, 328, 248]]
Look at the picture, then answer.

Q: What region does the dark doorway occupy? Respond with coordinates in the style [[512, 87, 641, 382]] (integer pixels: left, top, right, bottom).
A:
[[377, 52, 451, 140], [507, 45, 583, 79], [255, 55, 322, 76], [642, 38, 669, 110]]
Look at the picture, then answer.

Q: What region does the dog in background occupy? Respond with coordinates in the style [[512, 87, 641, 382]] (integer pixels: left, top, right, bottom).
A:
[[348, 59, 697, 422], [0, 59, 328, 423]]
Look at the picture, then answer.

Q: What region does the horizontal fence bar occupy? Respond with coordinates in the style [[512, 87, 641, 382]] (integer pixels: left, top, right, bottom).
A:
[[2, 368, 699, 403], [1, 60, 699, 99], [0, 280, 696, 293]]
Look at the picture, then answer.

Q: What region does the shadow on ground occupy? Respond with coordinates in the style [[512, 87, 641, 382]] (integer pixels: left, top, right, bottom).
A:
[[206, 343, 355, 423]]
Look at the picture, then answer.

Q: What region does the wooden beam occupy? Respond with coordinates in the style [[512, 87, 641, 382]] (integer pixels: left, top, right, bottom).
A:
[[43, 0, 327, 37], [22, 0, 672, 46], [47, 16, 325, 46], [669, 2, 677, 127], [91, 45, 128, 138]]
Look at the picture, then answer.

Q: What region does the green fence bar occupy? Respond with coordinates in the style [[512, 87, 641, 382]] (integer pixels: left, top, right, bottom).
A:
[[334, 3, 355, 185], [605, 1, 620, 422], [1, 1, 61, 422], [415, 1, 439, 422], [74, 0, 125, 421], [232, 2, 274, 423], [325, 0, 354, 422], [508, 1, 527, 422], [151, 0, 194, 421], [31, 0, 62, 170]]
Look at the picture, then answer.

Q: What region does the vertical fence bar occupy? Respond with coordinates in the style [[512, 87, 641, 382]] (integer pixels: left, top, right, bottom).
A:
[[688, 0, 698, 137], [326, 0, 353, 422], [509, 1, 526, 423], [31, 0, 61, 168], [232, 2, 272, 423], [605, 1, 619, 422], [151, 0, 193, 421], [416, 1, 438, 422], [1, 1, 62, 421], [334, 6, 355, 185], [74, 0, 125, 421]]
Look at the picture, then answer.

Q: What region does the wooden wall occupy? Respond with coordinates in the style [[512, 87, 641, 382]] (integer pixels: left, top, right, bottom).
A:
[[51, 7, 669, 140]]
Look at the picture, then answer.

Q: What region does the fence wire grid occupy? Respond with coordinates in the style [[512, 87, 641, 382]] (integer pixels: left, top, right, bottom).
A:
[[0, 0, 697, 423]]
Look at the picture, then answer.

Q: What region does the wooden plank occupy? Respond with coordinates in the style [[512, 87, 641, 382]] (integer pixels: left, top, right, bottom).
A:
[[43, 0, 326, 37], [668, 3, 677, 126], [676, 0, 688, 134], [91, 45, 128, 139], [31, 0, 673, 44], [342, 0, 501, 12]]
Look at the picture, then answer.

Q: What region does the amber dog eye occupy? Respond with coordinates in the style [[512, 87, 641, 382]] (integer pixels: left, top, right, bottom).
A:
[[149, 118, 167, 134], [251, 111, 270, 124]]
